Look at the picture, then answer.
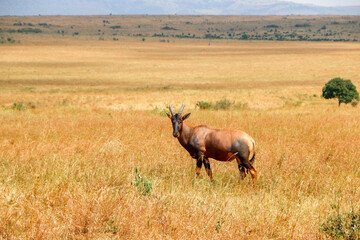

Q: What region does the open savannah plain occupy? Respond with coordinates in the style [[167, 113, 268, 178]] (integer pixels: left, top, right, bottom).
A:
[[0, 15, 360, 239]]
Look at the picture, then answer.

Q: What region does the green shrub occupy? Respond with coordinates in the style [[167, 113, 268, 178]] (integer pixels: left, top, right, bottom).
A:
[[320, 206, 360, 239], [7, 37, 15, 43], [264, 24, 279, 28], [351, 101, 358, 107], [196, 101, 212, 110], [12, 102, 36, 110], [295, 23, 311, 27], [161, 25, 177, 30], [196, 100, 248, 110], [17, 28, 42, 33], [151, 106, 167, 116], [132, 168, 152, 196], [213, 99, 232, 110], [12, 102, 26, 111]]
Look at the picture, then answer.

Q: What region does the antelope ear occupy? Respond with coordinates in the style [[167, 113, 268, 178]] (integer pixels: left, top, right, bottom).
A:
[[166, 113, 171, 119], [182, 113, 191, 121]]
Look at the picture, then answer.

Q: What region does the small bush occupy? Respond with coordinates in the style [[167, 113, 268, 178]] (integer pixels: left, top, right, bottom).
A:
[[12, 102, 26, 111], [264, 24, 279, 28], [7, 37, 15, 43], [295, 23, 311, 27], [132, 168, 152, 196], [12, 102, 36, 110], [17, 28, 42, 33], [196, 101, 212, 110], [320, 206, 360, 239], [196, 100, 248, 110], [151, 106, 167, 116], [161, 25, 177, 30], [351, 101, 358, 107], [213, 99, 232, 110]]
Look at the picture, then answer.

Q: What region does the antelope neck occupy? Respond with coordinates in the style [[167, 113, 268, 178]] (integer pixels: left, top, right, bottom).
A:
[[178, 122, 193, 145]]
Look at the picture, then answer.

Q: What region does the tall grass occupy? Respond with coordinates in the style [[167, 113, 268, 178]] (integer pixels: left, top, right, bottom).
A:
[[0, 103, 359, 239]]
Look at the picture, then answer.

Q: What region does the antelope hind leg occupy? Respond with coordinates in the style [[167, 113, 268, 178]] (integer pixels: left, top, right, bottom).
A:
[[203, 156, 214, 182]]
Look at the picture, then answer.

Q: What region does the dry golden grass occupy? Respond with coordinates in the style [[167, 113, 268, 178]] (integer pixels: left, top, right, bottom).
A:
[[0, 38, 359, 239]]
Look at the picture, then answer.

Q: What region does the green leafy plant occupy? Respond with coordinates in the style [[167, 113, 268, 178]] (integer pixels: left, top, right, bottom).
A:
[[151, 106, 167, 116], [322, 77, 359, 106], [12, 102, 36, 110], [132, 168, 152, 196], [104, 217, 118, 234], [12, 102, 26, 111], [215, 218, 225, 233], [196, 100, 248, 110], [213, 99, 232, 110], [320, 205, 360, 239], [196, 101, 212, 110]]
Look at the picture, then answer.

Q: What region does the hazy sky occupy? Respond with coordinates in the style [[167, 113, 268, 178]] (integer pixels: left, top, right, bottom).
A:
[[0, 0, 359, 16], [289, 0, 360, 6]]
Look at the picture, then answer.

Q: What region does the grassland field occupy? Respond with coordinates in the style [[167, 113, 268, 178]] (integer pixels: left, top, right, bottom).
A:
[[0, 15, 360, 239], [0, 15, 360, 43]]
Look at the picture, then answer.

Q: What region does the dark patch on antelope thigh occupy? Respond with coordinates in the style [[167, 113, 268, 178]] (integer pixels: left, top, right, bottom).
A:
[[229, 139, 249, 159]]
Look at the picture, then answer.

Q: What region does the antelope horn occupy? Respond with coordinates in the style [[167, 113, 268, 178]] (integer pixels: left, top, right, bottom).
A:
[[178, 103, 185, 115], [169, 104, 175, 116]]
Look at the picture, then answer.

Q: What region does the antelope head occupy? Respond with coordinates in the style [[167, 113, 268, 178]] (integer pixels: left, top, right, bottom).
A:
[[167, 103, 191, 138]]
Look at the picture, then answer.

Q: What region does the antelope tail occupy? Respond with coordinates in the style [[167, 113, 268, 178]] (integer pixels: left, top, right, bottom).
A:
[[249, 140, 256, 165]]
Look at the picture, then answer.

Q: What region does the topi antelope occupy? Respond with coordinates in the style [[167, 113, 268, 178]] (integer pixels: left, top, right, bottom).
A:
[[167, 103, 257, 185]]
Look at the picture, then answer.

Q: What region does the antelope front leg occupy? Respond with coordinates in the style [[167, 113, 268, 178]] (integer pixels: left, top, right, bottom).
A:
[[203, 157, 214, 182], [196, 155, 203, 178]]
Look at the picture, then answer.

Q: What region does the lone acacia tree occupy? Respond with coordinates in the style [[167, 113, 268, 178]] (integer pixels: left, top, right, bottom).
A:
[[322, 77, 359, 106]]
